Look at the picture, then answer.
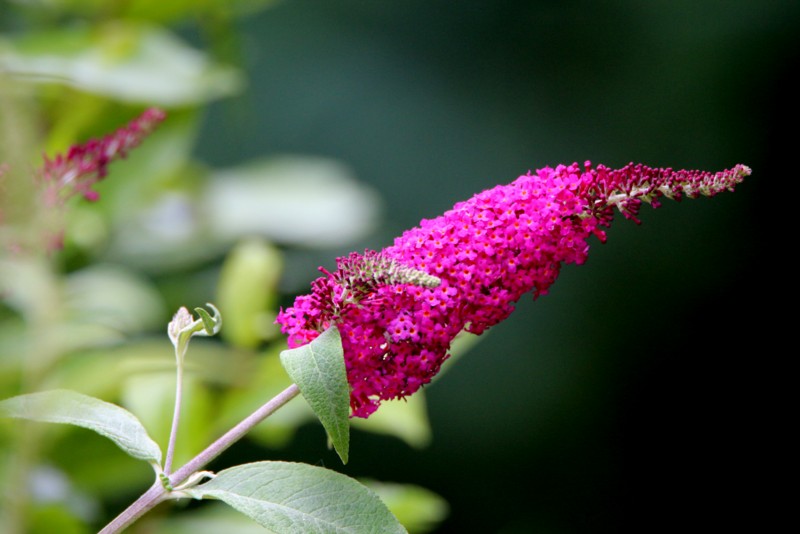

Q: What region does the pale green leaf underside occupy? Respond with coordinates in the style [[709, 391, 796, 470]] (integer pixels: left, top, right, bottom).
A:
[[186, 461, 407, 534], [0, 25, 242, 105], [0, 389, 162, 463], [279, 326, 350, 464]]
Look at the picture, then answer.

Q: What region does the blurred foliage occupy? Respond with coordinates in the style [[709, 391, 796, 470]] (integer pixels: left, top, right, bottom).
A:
[[0, 1, 447, 532]]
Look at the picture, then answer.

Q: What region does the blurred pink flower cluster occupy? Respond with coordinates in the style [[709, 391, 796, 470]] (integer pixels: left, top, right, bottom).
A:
[[1, 108, 165, 251], [37, 107, 166, 207]]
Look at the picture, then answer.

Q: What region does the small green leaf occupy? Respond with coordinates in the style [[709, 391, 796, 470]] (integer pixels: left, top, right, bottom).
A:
[[279, 327, 349, 464], [0, 389, 162, 464], [216, 238, 283, 348], [194, 307, 216, 335], [185, 461, 407, 534]]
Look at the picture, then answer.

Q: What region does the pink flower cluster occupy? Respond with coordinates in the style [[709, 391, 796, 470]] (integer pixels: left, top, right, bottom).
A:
[[276, 162, 750, 418], [37, 107, 166, 206]]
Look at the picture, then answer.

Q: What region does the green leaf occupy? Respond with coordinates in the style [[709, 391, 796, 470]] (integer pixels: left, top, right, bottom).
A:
[[121, 0, 279, 23], [0, 24, 243, 105], [0, 389, 162, 464], [185, 461, 407, 534], [361, 480, 449, 534], [64, 263, 166, 335], [351, 392, 432, 449], [25, 501, 91, 534], [279, 327, 349, 464], [138, 502, 270, 534], [206, 157, 382, 248], [193, 306, 216, 336], [216, 238, 284, 348]]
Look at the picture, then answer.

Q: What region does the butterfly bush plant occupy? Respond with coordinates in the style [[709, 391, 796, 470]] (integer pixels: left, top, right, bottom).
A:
[[0, 109, 750, 533]]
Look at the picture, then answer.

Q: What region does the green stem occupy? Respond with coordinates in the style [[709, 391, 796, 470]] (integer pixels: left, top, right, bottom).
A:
[[163, 359, 183, 475], [98, 383, 301, 534]]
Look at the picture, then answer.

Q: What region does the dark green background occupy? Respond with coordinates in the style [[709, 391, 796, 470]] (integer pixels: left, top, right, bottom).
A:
[[191, 1, 793, 532]]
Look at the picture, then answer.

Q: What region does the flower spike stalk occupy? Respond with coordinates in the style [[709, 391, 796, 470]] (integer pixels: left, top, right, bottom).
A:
[[277, 161, 751, 418]]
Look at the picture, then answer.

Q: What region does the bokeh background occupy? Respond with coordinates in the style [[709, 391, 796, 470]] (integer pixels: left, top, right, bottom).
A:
[[1, 1, 794, 533]]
